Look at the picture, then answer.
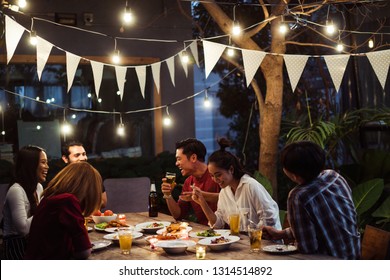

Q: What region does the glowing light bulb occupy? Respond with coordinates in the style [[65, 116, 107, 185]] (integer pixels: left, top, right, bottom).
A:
[[279, 23, 288, 34], [51, 97, 55, 102], [325, 22, 336, 35], [18, 0, 27, 8], [163, 116, 172, 126], [232, 22, 241, 36], [368, 39, 374, 49], [98, 98, 102, 103], [30, 31, 37, 46], [1, 131, 5, 136], [61, 123, 72, 135], [112, 50, 120, 64], [204, 96, 211, 108], [71, 114, 76, 119], [181, 51, 189, 64], [117, 124, 125, 136], [227, 48, 235, 57], [87, 93, 92, 98], [123, 8, 133, 24], [36, 96, 40, 101], [336, 42, 344, 52], [117, 91, 121, 95], [36, 125, 41, 130], [46, 99, 51, 104]]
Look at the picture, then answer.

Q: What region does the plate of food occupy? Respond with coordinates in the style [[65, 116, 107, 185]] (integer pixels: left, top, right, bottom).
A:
[[154, 240, 196, 254], [189, 229, 230, 239], [135, 221, 171, 233], [262, 244, 297, 254], [145, 235, 178, 244], [197, 235, 240, 251], [104, 226, 136, 233], [94, 220, 130, 231], [156, 222, 192, 236], [103, 231, 143, 243], [91, 240, 112, 251]]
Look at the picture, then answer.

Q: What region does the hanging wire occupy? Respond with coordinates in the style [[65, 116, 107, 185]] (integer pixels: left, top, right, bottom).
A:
[[241, 102, 255, 166]]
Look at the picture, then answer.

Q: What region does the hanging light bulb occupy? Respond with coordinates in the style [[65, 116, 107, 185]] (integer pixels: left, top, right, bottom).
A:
[[336, 41, 344, 52], [61, 122, 72, 135], [325, 20, 336, 35], [203, 90, 212, 108], [227, 48, 235, 57], [123, 2, 133, 24], [98, 98, 102, 103], [35, 96, 40, 101], [232, 21, 242, 36], [117, 123, 125, 136], [181, 50, 189, 64], [30, 31, 37, 46], [18, 0, 27, 9], [112, 49, 120, 64], [71, 114, 77, 119], [279, 18, 288, 34], [1, 131, 5, 136], [163, 106, 172, 127], [36, 125, 41, 130], [368, 39, 374, 49]]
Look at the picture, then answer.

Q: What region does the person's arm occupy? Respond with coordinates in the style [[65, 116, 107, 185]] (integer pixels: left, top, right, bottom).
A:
[[7, 186, 32, 235], [200, 191, 219, 203], [262, 225, 293, 240], [191, 187, 217, 226]]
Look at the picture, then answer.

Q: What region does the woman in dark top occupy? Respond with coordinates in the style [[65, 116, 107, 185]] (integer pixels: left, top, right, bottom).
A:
[[25, 161, 102, 259]]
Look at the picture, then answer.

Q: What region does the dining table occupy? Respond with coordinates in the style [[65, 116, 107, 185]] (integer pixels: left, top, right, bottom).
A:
[[87, 212, 337, 260]]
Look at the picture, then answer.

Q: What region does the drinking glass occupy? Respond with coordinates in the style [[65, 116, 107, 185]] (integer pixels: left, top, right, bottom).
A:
[[248, 221, 264, 253], [229, 213, 240, 236], [164, 172, 176, 199], [118, 229, 133, 254]]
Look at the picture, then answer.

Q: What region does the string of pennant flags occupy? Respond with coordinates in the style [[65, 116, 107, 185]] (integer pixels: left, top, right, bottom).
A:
[[4, 14, 390, 108]]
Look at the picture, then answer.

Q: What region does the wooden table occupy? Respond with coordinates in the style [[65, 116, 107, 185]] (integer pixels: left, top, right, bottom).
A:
[[88, 212, 336, 260]]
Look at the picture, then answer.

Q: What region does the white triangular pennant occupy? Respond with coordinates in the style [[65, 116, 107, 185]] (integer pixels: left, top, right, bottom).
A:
[[136, 66, 147, 99], [36, 37, 53, 81], [66, 52, 81, 93], [323, 54, 350, 93], [203, 40, 226, 79], [151, 62, 161, 94], [242, 49, 266, 87], [5, 15, 26, 64], [178, 51, 188, 77], [284, 54, 309, 92], [166, 56, 175, 87], [90, 61, 104, 98], [115, 66, 127, 101], [366, 50, 390, 90], [189, 41, 200, 67]]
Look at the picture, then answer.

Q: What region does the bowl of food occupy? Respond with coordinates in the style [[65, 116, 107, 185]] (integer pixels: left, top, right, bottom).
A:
[[154, 240, 196, 254], [91, 210, 117, 224], [197, 235, 240, 251]]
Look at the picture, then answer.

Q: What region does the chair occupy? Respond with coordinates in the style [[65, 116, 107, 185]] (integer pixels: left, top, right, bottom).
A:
[[102, 177, 151, 213], [361, 225, 390, 260]]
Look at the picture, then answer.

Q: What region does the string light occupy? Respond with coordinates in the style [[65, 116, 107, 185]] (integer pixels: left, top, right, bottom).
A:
[[112, 49, 120, 64], [36, 125, 41, 130], [325, 20, 336, 35], [203, 90, 211, 108], [368, 39, 374, 48], [71, 114, 77, 119], [30, 30, 37, 45], [87, 93, 92, 98], [18, 0, 27, 9], [117, 114, 125, 136], [279, 16, 288, 34], [336, 33, 344, 52], [122, 1, 134, 24], [163, 106, 172, 127], [232, 5, 241, 36], [98, 98, 102, 103], [226, 36, 235, 57], [0, 105, 5, 140], [181, 50, 189, 64]]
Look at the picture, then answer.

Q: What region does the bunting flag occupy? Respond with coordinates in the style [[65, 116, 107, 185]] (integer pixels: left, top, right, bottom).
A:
[[5, 15, 26, 64], [166, 56, 175, 87], [151, 62, 161, 94], [323, 54, 350, 93], [178, 51, 188, 77], [115, 66, 127, 101], [284, 54, 309, 92], [203, 40, 226, 79], [36, 37, 54, 81], [90, 61, 104, 98], [366, 49, 390, 90], [66, 52, 81, 93], [242, 49, 266, 87], [136, 66, 147, 99], [189, 41, 200, 67]]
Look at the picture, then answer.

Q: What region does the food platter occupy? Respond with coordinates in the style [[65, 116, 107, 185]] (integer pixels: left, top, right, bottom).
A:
[[156, 226, 192, 236], [262, 244, 297, 254], [135, 221, 171, 233], [189, 229, 230, 239], [91, 240, 112, 251], [154, 240, 196, 254], [197, 235, 240, 251], [103, 231, 143, 243]]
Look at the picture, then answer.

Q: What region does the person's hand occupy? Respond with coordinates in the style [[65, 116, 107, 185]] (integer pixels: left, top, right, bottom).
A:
[[179, 191, 193, 201], [161, 178, 176, 198], [191, 187, 206, 205], [262, 225, 284, 240]]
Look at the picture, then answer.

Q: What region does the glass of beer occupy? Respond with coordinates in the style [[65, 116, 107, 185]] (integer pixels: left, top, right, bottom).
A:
[[164, 172, 176, 199], [118, 229, 133, 255], [248, 221, 264, 252], [229, 213, 240, 236]]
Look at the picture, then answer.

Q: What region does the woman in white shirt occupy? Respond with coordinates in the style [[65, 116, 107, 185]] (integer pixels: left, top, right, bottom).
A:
[[2, 145, 49, 259], [192, 138, 281, 232]]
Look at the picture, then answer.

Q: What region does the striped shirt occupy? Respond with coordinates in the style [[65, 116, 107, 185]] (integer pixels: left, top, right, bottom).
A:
[[287, 169, 361, 259]]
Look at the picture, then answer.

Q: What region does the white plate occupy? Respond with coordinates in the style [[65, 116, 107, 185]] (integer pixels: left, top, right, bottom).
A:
[[135, 221, 171, 233], [87, 226, 93, 232], [155, 240, 196, 254], [156, 226, 192, 236], [91, 240, 112, 251], [103, 231, 143, 242], [104, 226, 135, 233], [189, 229, 230, 239], [262, 244, 297, 254], [198, 235, 240, 251]]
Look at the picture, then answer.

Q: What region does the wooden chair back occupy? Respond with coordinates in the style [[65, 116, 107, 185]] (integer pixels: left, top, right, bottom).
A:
[[361, 225, 390, 260]]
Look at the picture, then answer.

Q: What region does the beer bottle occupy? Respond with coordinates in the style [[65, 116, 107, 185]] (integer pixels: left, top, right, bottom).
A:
[[148, 183, 158, 217]]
